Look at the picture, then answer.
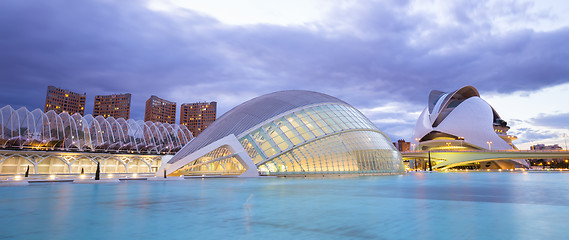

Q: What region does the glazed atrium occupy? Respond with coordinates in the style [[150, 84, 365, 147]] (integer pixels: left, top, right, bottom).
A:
[[163, 90, 404, 177]]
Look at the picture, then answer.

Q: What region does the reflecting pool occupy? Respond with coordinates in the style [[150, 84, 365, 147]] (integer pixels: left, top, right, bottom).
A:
[[1, 172, 569, 239]]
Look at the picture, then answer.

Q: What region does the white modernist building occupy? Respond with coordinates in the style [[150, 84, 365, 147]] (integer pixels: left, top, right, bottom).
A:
[[0, 105, 193, 175], [411, 86, 529, 169], [0, 105, 193, 154], [161, 90, 404, 177]]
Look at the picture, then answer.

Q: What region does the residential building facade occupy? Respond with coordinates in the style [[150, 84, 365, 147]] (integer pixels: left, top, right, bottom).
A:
[[144, 95, 176, 124], [180, 102, 217, 136], [93, 93, 131, 119], [44, 86, 86, 115]]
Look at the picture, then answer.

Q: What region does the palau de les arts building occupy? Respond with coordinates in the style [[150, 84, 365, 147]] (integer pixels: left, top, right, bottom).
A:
[[162, 90, 405, 177], [411, 86, 529, 169]]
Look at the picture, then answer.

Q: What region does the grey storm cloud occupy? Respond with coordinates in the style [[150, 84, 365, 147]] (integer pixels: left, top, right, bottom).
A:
[[510, 127, 559, 144], [531, 113, 569, 129], [0, 0, 568, 140]]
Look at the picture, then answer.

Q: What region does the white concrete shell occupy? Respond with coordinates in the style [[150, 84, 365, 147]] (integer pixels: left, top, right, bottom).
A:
[[411, 86, 528, 169]]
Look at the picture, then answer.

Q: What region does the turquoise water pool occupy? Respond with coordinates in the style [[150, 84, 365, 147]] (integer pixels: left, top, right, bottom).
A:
[[1, 172, 568, 239]]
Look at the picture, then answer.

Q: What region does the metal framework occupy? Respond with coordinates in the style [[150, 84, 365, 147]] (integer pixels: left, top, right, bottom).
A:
[[0, 105, 193, 154]]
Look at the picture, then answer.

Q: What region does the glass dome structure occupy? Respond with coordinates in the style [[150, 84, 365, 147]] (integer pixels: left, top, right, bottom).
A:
[[0, 105, 193, 154], [164, 90, 404, 176]]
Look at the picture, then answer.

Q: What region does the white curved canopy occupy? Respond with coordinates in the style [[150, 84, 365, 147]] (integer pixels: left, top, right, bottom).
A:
[[0, 105, 193, 154]]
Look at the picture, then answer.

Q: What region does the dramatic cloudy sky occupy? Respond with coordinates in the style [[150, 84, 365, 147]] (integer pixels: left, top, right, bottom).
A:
[[1, 0, 568, 149]]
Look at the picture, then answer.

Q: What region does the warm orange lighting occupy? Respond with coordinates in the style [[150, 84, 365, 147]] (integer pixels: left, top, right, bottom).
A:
[[108, 174, 113, 178], [49, 175, 56, 180], [14, 175, 22, 181]]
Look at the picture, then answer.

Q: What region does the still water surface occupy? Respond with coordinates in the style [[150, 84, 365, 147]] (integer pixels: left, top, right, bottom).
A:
[[1, 172, 568, 240]]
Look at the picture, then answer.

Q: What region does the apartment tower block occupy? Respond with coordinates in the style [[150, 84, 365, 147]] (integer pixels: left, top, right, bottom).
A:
[[93, 93, 132, 119], [180, 102, 217, 136], [44, 86, 86, 115], [144, 95, 176, 124]]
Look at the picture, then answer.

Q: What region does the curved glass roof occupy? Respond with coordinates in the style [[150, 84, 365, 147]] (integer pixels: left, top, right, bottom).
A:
[[168, 98, 404, 176], [0, 105, 193, 154], [169, 90, 348, 163]]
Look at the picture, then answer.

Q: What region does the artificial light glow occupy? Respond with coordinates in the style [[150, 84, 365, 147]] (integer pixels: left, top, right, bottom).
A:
[[133, 173, 138, 178], [80, 174, 86, 179], [49, 175, 56, 179], [108, 174, 113, 178], [14, 175, 22, 180]]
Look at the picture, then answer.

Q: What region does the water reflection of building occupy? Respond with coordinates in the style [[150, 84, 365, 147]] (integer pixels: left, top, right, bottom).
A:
[[411, 86, 528, 170], [163, 90, 404, 177]]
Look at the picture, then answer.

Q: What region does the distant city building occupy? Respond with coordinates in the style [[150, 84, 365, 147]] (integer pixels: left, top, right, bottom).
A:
[[93, 93, 131, 119], [44, 86, 86, 115], [144, 95, 176, 124], [530, 144, 563, 151], [529, 144, 564, 168], [180, 102, 217, 136], [393, 139, 410, 152]]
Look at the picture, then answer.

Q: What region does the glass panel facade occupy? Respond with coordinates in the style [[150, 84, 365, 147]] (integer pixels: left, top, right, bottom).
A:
[[239, 137, 265, 164], [258, 131, 403, 175], [234, 103, 403, 176], [169, 145, 246, 176]]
